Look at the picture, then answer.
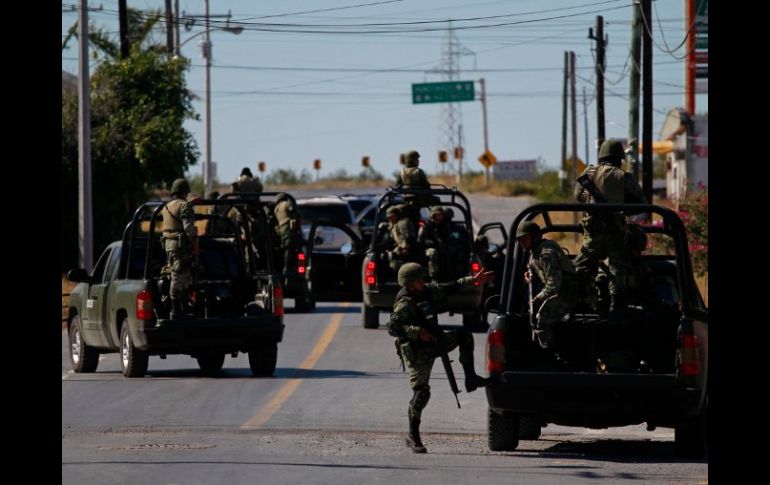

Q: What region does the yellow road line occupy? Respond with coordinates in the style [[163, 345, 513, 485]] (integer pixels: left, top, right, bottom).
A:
[[241, 303, 349, 428]]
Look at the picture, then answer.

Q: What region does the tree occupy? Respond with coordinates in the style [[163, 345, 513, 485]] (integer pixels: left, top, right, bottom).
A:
[[62, 11, 199, 271]]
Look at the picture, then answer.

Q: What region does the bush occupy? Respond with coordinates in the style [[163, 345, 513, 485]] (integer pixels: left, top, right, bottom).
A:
[[678, 183, 708, 277]]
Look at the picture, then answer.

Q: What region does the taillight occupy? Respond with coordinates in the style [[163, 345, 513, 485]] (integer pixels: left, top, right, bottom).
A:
[[273, 285, 284, 317], [136, 290, 154, 320], [679, 333, 701, 376], [471, 261, 481, 285], [297, 252, 306, 275], [486, 329, 506, 373], [365, 260, 376, 286]]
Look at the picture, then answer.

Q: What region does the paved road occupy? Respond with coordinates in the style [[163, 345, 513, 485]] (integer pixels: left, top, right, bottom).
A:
[[62, 190, 707, 484]]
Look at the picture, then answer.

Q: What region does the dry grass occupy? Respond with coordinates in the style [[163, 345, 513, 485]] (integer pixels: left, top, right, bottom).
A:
[[62, 274, 76, 328]]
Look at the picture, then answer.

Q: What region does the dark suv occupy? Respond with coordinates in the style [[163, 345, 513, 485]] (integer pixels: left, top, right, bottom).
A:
[[484, 203, 708, 458]]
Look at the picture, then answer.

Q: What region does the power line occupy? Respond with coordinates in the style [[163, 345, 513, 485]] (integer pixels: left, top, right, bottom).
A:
[[232, 0, 405, 21]]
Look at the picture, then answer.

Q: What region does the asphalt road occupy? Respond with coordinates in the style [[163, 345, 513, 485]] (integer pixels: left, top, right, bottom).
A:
[[62, 190, 707, 484]]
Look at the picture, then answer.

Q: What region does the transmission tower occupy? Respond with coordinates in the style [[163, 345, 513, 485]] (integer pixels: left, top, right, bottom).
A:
[[431, 21, 474, 174]]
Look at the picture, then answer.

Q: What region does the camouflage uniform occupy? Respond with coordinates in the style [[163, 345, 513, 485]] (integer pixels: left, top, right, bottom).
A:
[[163, 179, 198, 317], [274, 194, 303, 272], [573, 141, 646, 316], [395, 150, 437, 224], [388, 216, 418, 273], [528, 238, 579, 349], [388, 263, 487, 453], [232, 173, 263, 194], [417, 207, 451, 280]]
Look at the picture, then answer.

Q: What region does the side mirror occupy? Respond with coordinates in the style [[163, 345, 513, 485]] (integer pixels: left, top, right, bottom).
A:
[[67, 268, 90, 283]]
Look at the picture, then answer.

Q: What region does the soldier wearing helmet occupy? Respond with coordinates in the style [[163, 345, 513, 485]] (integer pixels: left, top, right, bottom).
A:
[[417, 206, 451, 281], [273, 193, 303, 273], [385, 205, 418, 273], [573, 139, 646, 323], [395, 150, 437, 224], [232, 166, 263, 194], [516, 221, 578, 352], [163, 178, 198, 319], [388, 262, 493, 453]]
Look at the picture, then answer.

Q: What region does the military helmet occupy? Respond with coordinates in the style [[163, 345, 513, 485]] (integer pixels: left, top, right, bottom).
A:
[[515, 221, 541, 238], [598, 140, 625, 163], [276, 192, 290, 202], [625, 224, 648, 251], [444, 207, 455, 221], [405, 150, 420, 167], [241, 167, 253, 177], [386, 206, 401, 217], [429, 206, 444, 217], [170, 178, 190, 196], [397, 262, 428, 287]]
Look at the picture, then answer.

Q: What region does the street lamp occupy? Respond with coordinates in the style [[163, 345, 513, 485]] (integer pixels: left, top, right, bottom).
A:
[[176, 12, 243, 194]]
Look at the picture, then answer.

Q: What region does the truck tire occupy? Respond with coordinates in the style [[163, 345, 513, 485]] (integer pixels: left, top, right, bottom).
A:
[[518, 414, 542, 440], [69, 315, 99, 373], [488, 408, 520, 451], [362, 305, 379, 329], [675, 400, 708, 459], [249, 344, 278, 377], [197, 351, 226, 376], [120, 324, 149, 378]]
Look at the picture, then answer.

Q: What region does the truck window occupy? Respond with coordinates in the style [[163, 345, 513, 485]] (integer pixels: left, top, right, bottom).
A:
[[91, 247, 112, 283], [103, 247, 121, 283]]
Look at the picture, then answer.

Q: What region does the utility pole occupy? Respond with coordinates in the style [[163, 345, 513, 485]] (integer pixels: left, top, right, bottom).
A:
[[165, 0, 174, 54], [582, 86, 590, 166], [479, 78, 490, 187], [685, 0, 696, 114], [627, 0, 642, 179], [570, 52, 579, 242], [458, 123, 465, 185], [78, 0, 93, 271], [203, 0, 212, 194], [174, 0, 181, 56], [561, 52, 569, 194], [589, 16, 606, 155], [642, 0, 653, 202], [118, 0, 129, 58]]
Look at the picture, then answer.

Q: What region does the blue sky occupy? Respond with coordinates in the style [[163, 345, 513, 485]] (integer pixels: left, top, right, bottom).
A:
[[62, 0, 707, 184]]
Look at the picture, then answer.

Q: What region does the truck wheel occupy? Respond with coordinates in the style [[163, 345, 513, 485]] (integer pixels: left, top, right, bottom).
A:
[[675, 400, 708, 459], [120, 324, 149, 378], [197, 351, 225, 376], [518, 414, 542, 440], [488, 408, 520, 451], [362, 305, 379, 329], [249, 344, 278, 377], [69, 315, 99, 373]]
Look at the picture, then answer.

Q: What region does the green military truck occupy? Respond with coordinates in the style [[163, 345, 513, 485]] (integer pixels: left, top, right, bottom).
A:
[[484, 203, 708, 458], [65, 198, 285, 378]]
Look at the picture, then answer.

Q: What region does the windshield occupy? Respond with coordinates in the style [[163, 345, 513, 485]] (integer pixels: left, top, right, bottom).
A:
[[298, 204, 353, 224]]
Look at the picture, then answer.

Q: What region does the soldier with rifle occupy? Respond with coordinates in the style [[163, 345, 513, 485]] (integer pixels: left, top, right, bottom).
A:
[[574, 139, 646, 323], [388, 262, 494, 453], [162, 178, 198, 319]]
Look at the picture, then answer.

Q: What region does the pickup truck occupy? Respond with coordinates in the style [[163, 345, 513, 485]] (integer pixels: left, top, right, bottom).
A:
[[484, 203, 708, 458], [65, 198, 285, 378], [360, 185, 494, 330]]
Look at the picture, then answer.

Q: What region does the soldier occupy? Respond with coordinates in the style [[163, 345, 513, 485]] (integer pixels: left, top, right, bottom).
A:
[[162, 178, 198, 319], [573, 139, 646, 322], [273, 193, 303, 272], [232, 166, 263, 194], [516, 221, 578, 351], [395, 150, 436, 224], [418, 206, 450, 281], [386, 205, 418, 274], [388, 262, 494, 453]]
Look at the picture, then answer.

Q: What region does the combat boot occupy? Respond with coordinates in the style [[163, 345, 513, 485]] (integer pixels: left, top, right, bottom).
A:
[[406, 418, 427, 453], [461, 361, 490, 392]]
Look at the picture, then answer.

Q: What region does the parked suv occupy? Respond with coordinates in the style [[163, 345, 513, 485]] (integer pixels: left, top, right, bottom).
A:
[[484, 203, 708, 458]]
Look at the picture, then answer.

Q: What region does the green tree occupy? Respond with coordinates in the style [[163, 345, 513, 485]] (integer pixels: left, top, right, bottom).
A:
[[62, 11, 199, 271]]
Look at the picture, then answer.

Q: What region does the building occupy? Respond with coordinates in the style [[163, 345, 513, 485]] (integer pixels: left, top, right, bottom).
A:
[[659, 108, 708, 201]]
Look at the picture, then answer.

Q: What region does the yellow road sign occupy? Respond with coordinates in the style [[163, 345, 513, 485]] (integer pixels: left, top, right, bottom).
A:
[[478, 150, 497, 167]]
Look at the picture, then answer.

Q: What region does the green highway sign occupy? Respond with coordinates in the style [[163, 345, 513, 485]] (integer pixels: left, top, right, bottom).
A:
[[412, 81, 475, 104]]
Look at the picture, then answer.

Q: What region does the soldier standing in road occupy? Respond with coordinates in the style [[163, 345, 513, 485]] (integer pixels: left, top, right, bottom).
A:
[[388, 263, 493, 453], [163, 178, 198, 319], [273, 192, 303, 273], [516, 221, 578, 352], [573, 139, 646, 322], [232, 166, 263, 194]]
